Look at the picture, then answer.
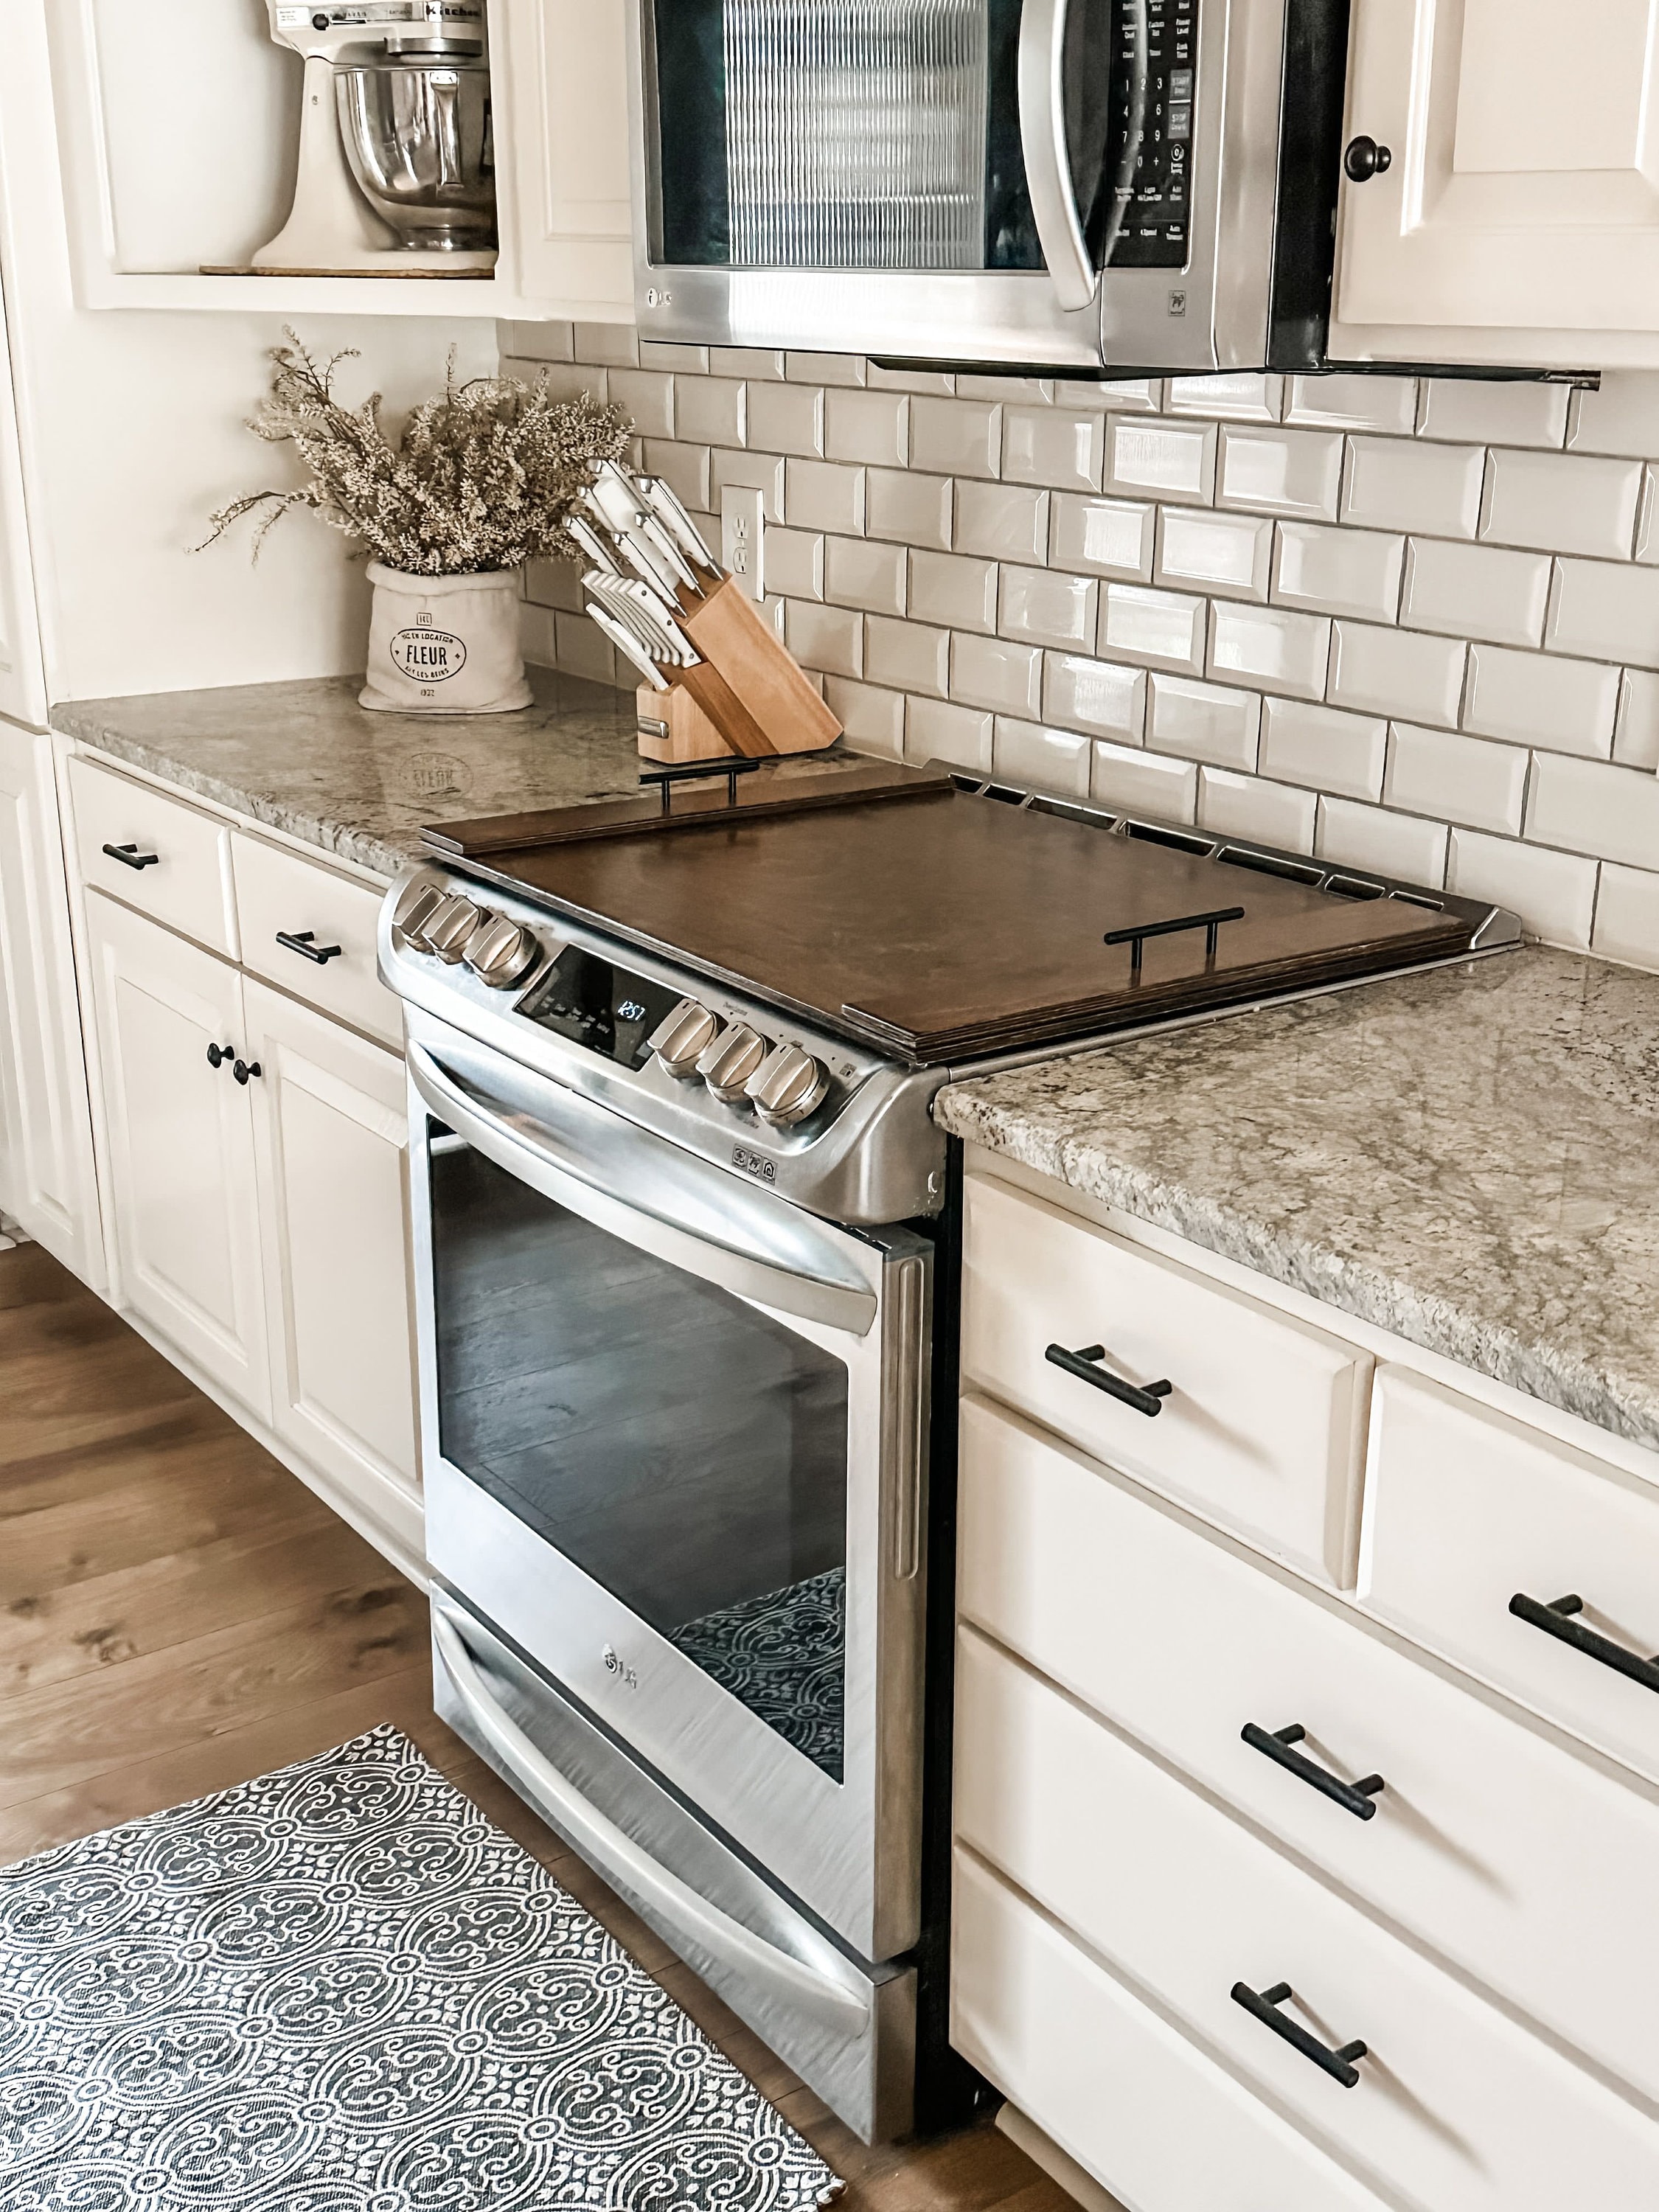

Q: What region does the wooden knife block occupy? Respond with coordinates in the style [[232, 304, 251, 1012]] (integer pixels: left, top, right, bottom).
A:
[[634, 574, 842, 762]]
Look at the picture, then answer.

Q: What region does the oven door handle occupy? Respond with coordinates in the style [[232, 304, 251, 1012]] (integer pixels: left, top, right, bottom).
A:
[[433, 1605, 875, 2037], [409, 1040, 878, 1338]]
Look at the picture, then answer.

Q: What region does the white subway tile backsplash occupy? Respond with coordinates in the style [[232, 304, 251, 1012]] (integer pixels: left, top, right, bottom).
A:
[[1342, 436, 1485, 538], [1400, 538, 1552, 647], [785, 600, 863, 679], [1155, 509, 1272, 600], [1614, 668, 1659, 769], [1635, 470, 1659, 563], [906, 696, 993, 771], [788, 352, 866, 387], [1567, 373, 1659, 458], [1209, 602, 1331, 700], [823, 676, 903, 757], [607, 367, 675, 439], [1044, 653, 1147, 742], [550, 609, 616, 685], [910, 397, 1002, 479], [1166, 374, 1283, 423], [506, 358, 602, 407], [1284, 375, 1417, 434], [573, 322, 639, 367], [1547, 558, 1659, 666], [825, 535, 906, 616], [639, 438, 710, 516], [709, 347, 785, 380], [1316, 798, 1449, 886], [1002, 407, 1105, 493], [909, 549, 998, 633], [712, 446, 785, 523], [1527, 751, 1659, 870], [1448, 830, 1598, 950], [952, 633, 1045, 718], [866, 614, 949, 698], [1273, 522, 1404, 622], [1216, 425, 1343, 521], [1147, 676, 1262, 770], [1091, 740, 1199, 822], [1054, 378, 1161, 411], [507, 320, 575, 363], [765, 527, 825, 601], [1417, 379, 1569, 449], [1464, 643, 1618, 759], [1199, 768, 1318, 852], [1329, 622, 1467, 726], [1050, 494, 1156, 580], [639, 341, 709, 372], [992, 718, 1093, 796], [1385, 724, 1528, 835], [1099, 583, 1207, 673], [1480, 448, 1641, 558], [675, 378, 745, 448], [1593, 863, 1659, 967], [956, 375, 1054, 404], [866, 468, 952, 551], [824, 388, 910, 467], [524, 556, 584, 613], [956, 481, 1050, 562], [866, 364, 956, 395], [745, 380, 825, 458], [1259, 698, 1388, 800], [999, 566, 1096, 650], [1106, 417, 1217, 504], [785, 458, 866, 535]]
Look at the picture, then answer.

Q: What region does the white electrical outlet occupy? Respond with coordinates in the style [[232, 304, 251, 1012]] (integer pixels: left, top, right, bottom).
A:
[[720, 485, 766, 601]]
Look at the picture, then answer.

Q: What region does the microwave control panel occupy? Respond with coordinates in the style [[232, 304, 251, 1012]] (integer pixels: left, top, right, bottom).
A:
[[1109, 0, 1197, 268]]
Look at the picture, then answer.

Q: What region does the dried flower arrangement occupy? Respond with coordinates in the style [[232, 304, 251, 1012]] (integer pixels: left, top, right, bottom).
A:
[[198, 330, 630, 576]]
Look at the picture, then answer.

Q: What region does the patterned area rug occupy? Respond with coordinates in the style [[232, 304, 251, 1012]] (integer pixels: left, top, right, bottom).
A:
[[0, 1726, 842, 2211], [670, 1569, 846, 1781]]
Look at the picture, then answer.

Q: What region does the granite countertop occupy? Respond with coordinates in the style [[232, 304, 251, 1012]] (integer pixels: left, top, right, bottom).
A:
[[936, 948, 1659, 1453], [51, 669, 646, 879]]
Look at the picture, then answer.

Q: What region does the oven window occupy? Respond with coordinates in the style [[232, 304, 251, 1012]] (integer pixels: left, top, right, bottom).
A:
[[431, 1132, 850, 1783]]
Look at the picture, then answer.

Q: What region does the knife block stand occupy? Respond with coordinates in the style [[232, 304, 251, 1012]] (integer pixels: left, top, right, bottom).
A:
[[633, 575, 842, 762]]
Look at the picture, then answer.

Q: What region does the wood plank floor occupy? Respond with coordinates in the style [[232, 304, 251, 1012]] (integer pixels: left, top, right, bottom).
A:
[[0, 1241, 1071, 2212]]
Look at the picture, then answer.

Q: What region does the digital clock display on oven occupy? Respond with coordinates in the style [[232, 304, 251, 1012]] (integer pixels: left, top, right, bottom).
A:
[[517, 945, 682, 1069]]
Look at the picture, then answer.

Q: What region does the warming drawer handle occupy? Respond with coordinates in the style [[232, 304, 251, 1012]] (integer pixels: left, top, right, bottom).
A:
[[1230, 1980, 1368, 2088], [102, 841, 159, 871], [1242, 1723, 1385, 1821], [1510, 1592, 1659, 1695], [1045, 1341, 1172, 1418], [431, 1605, 873, 2038]]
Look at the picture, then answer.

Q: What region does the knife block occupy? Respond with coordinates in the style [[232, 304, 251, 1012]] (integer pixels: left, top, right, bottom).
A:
[[633, 575, 843, 761]]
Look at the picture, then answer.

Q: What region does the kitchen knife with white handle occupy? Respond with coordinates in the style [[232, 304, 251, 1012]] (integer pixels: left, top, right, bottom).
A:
[[586, 603, 670, 690]]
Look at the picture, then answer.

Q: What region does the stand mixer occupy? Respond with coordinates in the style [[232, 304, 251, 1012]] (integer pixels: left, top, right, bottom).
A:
[[251, 3, 497, 274]]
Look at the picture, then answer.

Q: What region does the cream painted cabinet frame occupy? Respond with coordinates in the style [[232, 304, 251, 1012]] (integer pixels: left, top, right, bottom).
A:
[[1331, 0, 1659, 369]]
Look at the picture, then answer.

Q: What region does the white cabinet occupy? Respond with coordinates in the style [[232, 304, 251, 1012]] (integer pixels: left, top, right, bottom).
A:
[[83, 888, 269, 1413], [0, 262, 46, 729], [244, 978, 418, 1514], [0, 726, 102, 1280], [495, 0, 635, 321], [1332, 0, 1659, 368]]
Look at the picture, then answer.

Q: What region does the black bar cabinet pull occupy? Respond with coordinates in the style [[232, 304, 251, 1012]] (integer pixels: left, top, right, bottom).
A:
[[1044, 1342, 1172, 1418], [1105, 904, 1245, 978], [1230, 1980, 1368, 2087], [102, 841, 159, 871], [1242, 1723, 1385, 1820], [206, 1043, 233, 1071], [232, 1059, 262, 1087], [276, 929, 344, 965], [1510, 1592, 1659, 1695]]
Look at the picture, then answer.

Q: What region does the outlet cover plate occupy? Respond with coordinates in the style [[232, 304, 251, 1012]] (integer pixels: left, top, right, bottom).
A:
[[720, 485, 766, 602]]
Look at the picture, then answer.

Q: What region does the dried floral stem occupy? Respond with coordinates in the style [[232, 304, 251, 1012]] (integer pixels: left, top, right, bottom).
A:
[[197, 330, 630, 575]]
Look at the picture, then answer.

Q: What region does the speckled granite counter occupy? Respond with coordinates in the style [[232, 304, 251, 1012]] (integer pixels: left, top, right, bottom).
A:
[[50, 669, 643, 879], [936, 948, 1659, 1453]]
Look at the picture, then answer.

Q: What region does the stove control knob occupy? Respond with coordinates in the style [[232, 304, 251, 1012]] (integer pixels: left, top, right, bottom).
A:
[[698, 1023, 770, 1105], [746, 1042, 830, 1127], [393, 877, 449, 951], [650, 998, 723, 1079], [465, 914, 538, 989], [425, 894, 484, 964]]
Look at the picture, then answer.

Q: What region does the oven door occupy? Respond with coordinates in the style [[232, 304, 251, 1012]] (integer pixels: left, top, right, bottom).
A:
[[406, 1010, 929, 1966]]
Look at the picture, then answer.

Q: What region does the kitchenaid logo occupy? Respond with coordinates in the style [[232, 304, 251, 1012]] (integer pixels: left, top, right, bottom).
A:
[[732, 1145, 776, 1182], [390, 623, 467, 682]]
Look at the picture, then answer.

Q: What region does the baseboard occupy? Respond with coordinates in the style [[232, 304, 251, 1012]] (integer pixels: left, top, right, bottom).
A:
[[995, 2104, 1131, 2212]]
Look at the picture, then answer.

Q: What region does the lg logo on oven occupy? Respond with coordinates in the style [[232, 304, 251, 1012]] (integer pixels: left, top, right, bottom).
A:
[[602, 1644, 639, 1690]]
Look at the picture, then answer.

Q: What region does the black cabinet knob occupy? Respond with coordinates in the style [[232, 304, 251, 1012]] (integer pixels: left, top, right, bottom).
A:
[[232, 1059, 262, 1086], [206, 1043, 233, 1070], [1344, 136, 1393, 183]]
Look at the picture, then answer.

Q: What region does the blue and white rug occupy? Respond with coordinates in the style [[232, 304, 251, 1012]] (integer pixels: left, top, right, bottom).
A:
[[0, 1725, 842, 2211]]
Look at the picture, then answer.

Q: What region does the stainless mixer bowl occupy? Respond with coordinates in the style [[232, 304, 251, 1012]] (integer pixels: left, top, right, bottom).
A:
[[336, 41, 497, 252]]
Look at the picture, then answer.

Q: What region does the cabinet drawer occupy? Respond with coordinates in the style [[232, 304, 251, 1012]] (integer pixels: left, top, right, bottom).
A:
[[956, 1630, 1659, 2212], [960, 1393, 1659, 2106], [69, 755, 234, 956], [961, 1171, 1371, 1583], [952, 1851, 1385, 2212], [232, 832, 398, 1048], [1363, 1367, 1659, 1789]]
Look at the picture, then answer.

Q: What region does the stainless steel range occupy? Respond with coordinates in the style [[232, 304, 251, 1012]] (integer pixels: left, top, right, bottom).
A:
[[379, 758, 1518, 2144]]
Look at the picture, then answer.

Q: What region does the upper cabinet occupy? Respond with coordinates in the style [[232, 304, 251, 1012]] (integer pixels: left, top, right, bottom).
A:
[[1331, 0, 1659, 369], [39, 0, 633, 321]]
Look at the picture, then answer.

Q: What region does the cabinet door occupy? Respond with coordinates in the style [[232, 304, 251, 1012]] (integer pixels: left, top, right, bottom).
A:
[[497, 0, 635, 319], [1334, 0, 1659, 364], [243, 978, 419, 1523], [0, 265, 46, 728], [0, 726, 102, 1281], [83, 892, 268, 1413]]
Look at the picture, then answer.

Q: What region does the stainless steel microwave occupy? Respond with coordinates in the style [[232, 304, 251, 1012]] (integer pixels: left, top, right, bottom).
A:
[[625, 0, 1350, 375]]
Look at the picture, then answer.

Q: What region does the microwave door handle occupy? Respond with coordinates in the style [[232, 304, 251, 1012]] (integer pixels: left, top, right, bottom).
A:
[[1018, 0, 1096, 311], [432, 1604, 874, 2038]]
